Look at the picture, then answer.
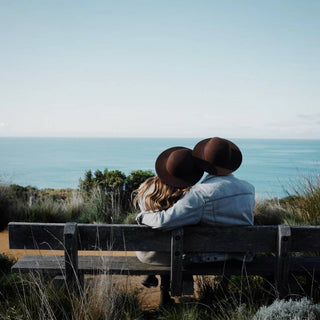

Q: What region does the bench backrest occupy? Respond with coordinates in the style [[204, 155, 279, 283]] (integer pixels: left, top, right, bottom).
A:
[[9, 222, 320, 296], [8, 222, 320, 253]]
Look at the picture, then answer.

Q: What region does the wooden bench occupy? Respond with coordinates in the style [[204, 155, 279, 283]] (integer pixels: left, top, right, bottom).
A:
[[8, 222, 320, 305]]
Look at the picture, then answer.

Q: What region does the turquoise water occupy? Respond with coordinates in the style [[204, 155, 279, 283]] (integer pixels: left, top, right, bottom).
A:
[[1, 137, 320, 198]]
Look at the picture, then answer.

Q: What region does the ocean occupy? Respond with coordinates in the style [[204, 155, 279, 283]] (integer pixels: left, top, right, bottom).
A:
[[0, 137, 320, 199]]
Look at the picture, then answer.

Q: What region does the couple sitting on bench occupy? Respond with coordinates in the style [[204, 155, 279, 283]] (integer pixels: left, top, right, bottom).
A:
[[133, 137, 255, 288]]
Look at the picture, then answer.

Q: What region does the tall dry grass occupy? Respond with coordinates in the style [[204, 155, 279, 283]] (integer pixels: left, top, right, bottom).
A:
[[1, 271, 143, 320], [283, 174, 320, 225]]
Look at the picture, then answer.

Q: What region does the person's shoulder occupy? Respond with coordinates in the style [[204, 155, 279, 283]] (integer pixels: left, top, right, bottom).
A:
[[179, 182, 206, 202], [201, 174, 255, 193], [228, 175, 255, 192]]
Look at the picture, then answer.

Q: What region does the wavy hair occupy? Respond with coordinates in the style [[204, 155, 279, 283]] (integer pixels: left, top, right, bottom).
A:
[[133, 176, 191, 212]]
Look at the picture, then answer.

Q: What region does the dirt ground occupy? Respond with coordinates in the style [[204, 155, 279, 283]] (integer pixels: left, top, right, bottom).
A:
[[0, 229, 186, 309]]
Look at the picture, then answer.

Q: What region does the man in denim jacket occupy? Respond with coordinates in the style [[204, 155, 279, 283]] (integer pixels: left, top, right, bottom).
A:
[[136, 137, 255, 232]]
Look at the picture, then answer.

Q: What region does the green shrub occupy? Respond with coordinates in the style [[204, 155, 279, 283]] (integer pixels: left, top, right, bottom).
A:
[[0, 185, 10, 231], [0, 254, 16, 275], [122, 212, 138, 225], [78, 169, 155, 223], [27, 198, 67, 223], [254, 200, 287, 225], [0, 254, 19, 303], [125, 170, 154, 194], [157, 304, 208, 320], [278, 174, 320, 225]]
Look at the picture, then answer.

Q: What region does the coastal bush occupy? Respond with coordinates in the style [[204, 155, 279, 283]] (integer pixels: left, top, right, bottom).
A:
[[0, 253, 15, 275], [77, 187, 110, 223], [0, 183, 10, 231], [78, 168, 155, 223], [79, 168, 154, 195], [79, 170, 128, 223], [7, 184, 38, 203], [156, 304, 209, 320], [195, 275, 277, 319], [252, 297, 320, 320], [126, 170, 155, 194], [0, 254, 18, 303], [154, 298, 252, 320], [282, 174, 320, 225], [123, 211, 138, 224], [79, 169, 126, 193], [27, 198, 70, 223], [0, 183, 34, 230], [254, 199, 287, 225]]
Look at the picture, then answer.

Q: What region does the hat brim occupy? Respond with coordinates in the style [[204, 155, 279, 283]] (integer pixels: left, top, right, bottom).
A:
[[193, 137, 242, 175], [156, 147, 204, 188]]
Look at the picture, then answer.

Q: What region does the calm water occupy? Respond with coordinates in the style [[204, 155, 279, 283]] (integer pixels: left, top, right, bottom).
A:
[[1, 137, 320, 199]]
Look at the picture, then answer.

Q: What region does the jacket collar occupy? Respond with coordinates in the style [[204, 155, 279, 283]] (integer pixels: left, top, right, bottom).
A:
[[201, 173, 233, 183]]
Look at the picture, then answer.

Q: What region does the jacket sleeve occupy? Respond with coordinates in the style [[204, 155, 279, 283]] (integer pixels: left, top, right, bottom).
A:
[[136, 188, 204, 230]]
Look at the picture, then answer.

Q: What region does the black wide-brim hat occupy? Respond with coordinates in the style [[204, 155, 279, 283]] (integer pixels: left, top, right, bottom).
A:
[[192, 137, 242, 175], [156, 147, 204, 188]]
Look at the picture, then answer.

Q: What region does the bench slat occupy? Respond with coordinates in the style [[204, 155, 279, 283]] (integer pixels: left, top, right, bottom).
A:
[[12, 255, 170, 275], [291, 227, 320, 251], [9, 223, 320, 252], [9, 223, 278, 252], [183, 226, 278, 252], [9, 223, 172, 251], [12, 255, 320, 277], [9, 222, 65, 250]]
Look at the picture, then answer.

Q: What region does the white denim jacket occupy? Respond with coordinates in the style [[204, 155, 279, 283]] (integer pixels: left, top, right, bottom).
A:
[[136, 174, 255, 231]]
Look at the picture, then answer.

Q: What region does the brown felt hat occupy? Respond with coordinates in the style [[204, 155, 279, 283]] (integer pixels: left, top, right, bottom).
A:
[[155, 147, 204, 188], [192, 137, 242, 175]]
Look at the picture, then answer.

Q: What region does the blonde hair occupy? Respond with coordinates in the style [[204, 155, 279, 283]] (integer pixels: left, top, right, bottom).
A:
[[133, 176, 191, 212]]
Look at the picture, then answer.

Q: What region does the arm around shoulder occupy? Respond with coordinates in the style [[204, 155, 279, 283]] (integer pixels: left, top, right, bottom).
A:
[[138, 188, 204, 230]]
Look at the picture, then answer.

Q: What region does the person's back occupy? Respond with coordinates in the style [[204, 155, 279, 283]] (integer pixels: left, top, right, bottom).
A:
[[193, 174, 254, 226]]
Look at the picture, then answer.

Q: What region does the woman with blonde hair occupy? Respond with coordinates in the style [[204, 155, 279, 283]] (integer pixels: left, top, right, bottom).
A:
[[133, 175, 191, 213], [133, 146, 204, 288]]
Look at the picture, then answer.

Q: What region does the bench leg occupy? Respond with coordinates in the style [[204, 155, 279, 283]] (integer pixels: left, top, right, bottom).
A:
[[53, 272, 84, 295], [182, 275, 194, 295], [159, 275, 174, 308]]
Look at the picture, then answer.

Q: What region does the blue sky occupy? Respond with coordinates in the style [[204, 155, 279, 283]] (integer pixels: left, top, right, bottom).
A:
[[1, 1, 319, 139]]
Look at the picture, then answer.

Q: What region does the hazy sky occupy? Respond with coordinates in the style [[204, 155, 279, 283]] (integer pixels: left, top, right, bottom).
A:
[[1, 1, 319, 139]]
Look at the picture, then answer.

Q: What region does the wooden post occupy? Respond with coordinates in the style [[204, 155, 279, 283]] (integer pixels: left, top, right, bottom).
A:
[[170, 228, 184, 296], [275, 224, 291, 298], [64, 222, 82, 294]]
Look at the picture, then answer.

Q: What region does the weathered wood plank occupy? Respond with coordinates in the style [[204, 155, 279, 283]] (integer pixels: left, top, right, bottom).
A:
[[64, 222, 81, 290], [12, 255, 170, 275], [12, 255, 320, 277], [275, 225, 291, 297], [9, 222, 65, 250], [170, 228, 184, 296], [9, 223, 278, 252], [10, 223, 320, 253], [183, 226, 278, 252], [291, 226, 320, 251], [8, 222, 172, 251], [183, 256, 320, 277], [77, 224, 171, 251]]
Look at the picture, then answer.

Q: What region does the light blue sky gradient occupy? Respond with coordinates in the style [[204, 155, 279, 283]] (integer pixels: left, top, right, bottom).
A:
[[1, 1, 319, 138]]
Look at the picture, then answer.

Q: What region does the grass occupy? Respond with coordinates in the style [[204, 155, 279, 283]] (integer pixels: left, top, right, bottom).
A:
[[0, 269, 143, 320], [0, 183, 139, 231], [254, 173, 320, 227]]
